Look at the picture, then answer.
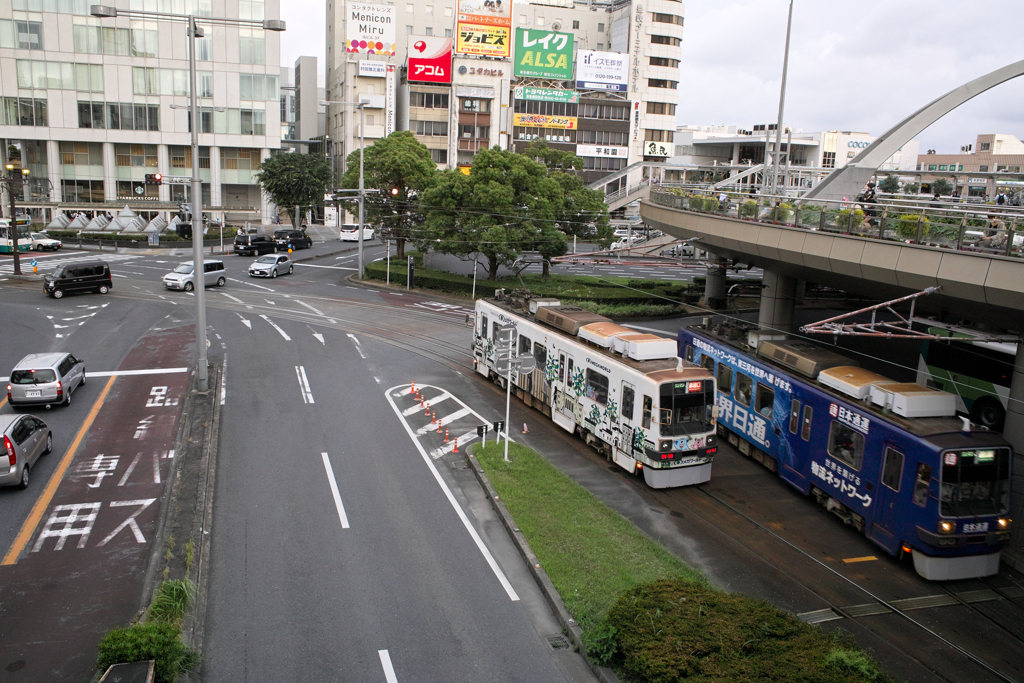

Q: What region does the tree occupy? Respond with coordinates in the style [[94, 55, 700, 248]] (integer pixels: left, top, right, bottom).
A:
[[254, 151, 332, 228], [338, 131, 438, 258], [903, 182, 921, 195], [522, 139, 582, 173], [420, 147, 562, 280], [932, 178, 954, 197], [878, 174, 901, 194]]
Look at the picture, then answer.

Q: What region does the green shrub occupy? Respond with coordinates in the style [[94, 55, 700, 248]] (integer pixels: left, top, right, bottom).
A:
[[797, 204, 822, 227], [147, 580, 194, 628], [96, 622, 199, 683], [688, 195, 705, 212], [769, 202, 793, 222], [581, 623, 619, 666], [739, 200, 758, 218], [825, 649, 884, 680], [895, 213, 929, 239], [702, 196, 718, 212], [834, 208, 865, 231]]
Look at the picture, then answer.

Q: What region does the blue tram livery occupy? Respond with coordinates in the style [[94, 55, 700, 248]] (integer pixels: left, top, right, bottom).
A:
[[680, 322, 1012, 581]]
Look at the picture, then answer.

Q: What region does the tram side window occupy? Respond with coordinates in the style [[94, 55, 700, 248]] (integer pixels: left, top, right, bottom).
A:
[[685, 344, 694, 362], [912, 463, 932, 507], [800, 405, 813, 441], [558, 354, 565, 383], [533, 342, 547, 370], [788, 399, 800, 434], [519, 333, 532, 355], [479, 314, 488, 338], [585, 369, 609, 404], [700, 354, 715, 372], [827, 421, 864, 469], [622, 384, 635, 422], [881, 447, 905, 492], [717, 363, 733, 394], [754, 383, 774, 419], [642, 394, 652, 429], [734, 373, 753, 406]]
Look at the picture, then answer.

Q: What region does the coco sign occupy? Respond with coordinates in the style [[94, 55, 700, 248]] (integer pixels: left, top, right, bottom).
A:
[[514, 28, 574, 80], [408, 35, 453, 84]]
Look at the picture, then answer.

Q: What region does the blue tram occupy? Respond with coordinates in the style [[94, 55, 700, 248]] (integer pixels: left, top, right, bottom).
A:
[[679, 323, 1012, 581]]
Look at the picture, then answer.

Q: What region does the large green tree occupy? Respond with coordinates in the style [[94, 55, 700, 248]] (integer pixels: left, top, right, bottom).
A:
[[878, 174, 901, 194], [254, 151, 332, 228], [338, 131, 438, 258], [931, 177, 954, 197], [420, 147, 563, 280]]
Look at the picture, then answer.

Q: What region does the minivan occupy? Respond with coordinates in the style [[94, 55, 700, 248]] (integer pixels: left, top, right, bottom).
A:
[[234, 234, 275, 256], [273, 229, 312, 251], [7, 352, 86, 408], [163, 260, 226, 291], [0, 414, 52, 489], [44, 261, 111, 299]]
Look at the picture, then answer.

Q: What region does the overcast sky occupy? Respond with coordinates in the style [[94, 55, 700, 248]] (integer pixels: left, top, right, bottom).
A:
[[280, 0, 1024, 153]]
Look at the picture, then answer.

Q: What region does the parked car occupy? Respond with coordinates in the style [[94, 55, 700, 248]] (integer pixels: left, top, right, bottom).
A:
[[234, 234, 275, 256], [43, 261, 111, 299], [163, 260, 226, 291], [340, 223, 375, 241], [273, 229, 312, 251], [30, 232, 62, 251], [0, 414, 52, 489], [7, 352, 85, 409], [249, 254, 293, 278]]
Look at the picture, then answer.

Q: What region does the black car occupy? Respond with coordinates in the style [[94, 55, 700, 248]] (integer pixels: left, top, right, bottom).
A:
[[234, 234, 276, 256], [273, 229, 312, 251], [44, 261, 112, 299]]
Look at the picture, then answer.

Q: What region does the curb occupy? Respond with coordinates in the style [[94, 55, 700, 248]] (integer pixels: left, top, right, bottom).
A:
[[464, 445, 621, 683]]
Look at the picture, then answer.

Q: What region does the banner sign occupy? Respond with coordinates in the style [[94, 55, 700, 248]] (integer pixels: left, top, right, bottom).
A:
[[513, 113, 577, 129], [514, 86, 578, 103], [457, 0, 512, 28], [575, 49, 629, 92], [576, 144, 627, 158], [347, 3, 396, 56], [645, 140, 671, 157], [385, 64, 396, 136], [408, 36, 453, 84], [514, 28, 574, 79], [456, 24, 510, 57], [358, 61, 387, 77]]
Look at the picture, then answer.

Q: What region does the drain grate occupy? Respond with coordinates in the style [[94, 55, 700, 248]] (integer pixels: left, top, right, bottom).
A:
[[547, 635, 571, 650]]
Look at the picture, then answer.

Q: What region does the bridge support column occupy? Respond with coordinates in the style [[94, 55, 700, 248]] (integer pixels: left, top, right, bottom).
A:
[[705, 256, 728, 307], [759, 268, 796, 332], [1004, 344, 1024, 550]]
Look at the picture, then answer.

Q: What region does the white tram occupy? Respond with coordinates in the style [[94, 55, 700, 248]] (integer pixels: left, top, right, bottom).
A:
[[473, 293, 718, 488]]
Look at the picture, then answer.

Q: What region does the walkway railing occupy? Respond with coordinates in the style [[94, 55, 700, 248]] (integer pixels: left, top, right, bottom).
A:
[[648, 186, 1024, 259]]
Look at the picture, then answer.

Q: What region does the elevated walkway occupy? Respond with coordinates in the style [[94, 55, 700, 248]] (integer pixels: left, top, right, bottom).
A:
[[604, 180, 651, 211]]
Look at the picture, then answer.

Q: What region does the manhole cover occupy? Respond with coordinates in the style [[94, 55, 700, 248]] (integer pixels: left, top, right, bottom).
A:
[[547, 635, 571, 650]]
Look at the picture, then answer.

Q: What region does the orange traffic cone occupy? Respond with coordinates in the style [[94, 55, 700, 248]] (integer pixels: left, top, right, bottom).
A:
[[437, 419, 443, 434], [431, 410, 436, 424], [411, 381, 416, 392], [445, 428, 450, 443], [523, 422, 529, 434], [453, 438, 459, 453], [424, 401, 431, 416]]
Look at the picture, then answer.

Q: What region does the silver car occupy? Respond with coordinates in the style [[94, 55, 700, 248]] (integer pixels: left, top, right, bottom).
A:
[[7, 352, 85, 408], [249, 254, 293, 278], [163, 260, 227, 291], [0, 414, 52, 489]]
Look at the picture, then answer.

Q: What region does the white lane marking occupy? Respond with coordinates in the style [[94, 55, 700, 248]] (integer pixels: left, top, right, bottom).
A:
[[215, 333, 222, 340], [4, 367, 193, 381], [385, 384, 519, 601], [378, 650, 398, 683], [221, 292, 245, 304], [295, 365, 314, 403], [220, 353, 227, 405], [260, 315, 292, 341], [111, 273, 128, 278], [392, 387, 414, 398], [265, 299, 276, 305], [296, 299, 324, 316], [320, 452, 350, 529], [415, 406, 470, 435], [294, 263, 357, 270], [235, 312, 252, 329], [228, 277, 275, 291], [431, 430, 479, 459], [346, 333, 367, 359], [400, 391, 451, 416], [313, 332, 325, 345]]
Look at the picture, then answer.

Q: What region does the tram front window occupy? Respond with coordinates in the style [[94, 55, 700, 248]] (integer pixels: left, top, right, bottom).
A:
[[940, 448, 1011, 517], [659, 380, 713, 436]]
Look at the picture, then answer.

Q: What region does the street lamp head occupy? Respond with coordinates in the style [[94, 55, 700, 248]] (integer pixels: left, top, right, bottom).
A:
[[89, 4, 117, 17], [4, 163, 12, 171], [262, 19, 286, 31], [21, 168, 29, 176]]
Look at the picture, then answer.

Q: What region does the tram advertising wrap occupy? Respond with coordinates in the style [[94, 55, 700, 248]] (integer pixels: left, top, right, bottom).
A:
[[679, 325, 1012, 581]]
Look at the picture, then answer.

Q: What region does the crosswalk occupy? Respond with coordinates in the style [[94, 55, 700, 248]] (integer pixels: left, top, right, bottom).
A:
[[0, 252, 143, 275]]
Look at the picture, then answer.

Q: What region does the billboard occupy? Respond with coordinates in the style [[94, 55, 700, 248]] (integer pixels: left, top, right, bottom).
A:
[[513, 113, 577, 129], [514, 86, 578, 103], [645, 140, 671, 157], [358, 61, 387, 77], [457, 0, 511, 28], [456, 24, 511, 57], [514, 28, 574, 79], [408, 36, 453, 84], [575, 50, 629, 92], [576, 144, 627, 158], [347, 3, 396, 56]]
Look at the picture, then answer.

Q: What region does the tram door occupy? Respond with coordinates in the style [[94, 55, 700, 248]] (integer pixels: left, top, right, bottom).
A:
[[552, 350, 576, 433], [871, 444, 904, 549]]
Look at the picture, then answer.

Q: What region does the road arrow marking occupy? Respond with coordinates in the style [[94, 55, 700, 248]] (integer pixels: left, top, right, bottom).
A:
[[235, 312, 251, 329], [313, 332, 324, 345], [296, 299, 324, 316]]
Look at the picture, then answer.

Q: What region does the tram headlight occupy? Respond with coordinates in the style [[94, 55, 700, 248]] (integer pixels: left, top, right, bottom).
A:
[[660, 440, 672, 451], [938, 520, 956, 535], [997, 518, 1011, 530]]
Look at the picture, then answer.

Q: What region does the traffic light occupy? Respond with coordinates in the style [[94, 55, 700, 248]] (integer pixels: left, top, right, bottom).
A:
[[145, 173, 163, 185], [390, 186, 400, 197]]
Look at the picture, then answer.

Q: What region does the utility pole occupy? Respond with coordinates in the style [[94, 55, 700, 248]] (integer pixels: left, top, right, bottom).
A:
[[770, 0, 794, 196], [4, 164, 29, 275]]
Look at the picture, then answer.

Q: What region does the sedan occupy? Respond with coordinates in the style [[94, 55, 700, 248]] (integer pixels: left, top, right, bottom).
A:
[[30, 232, 62, 251], [0, 414, 52, 490], [249, 254, 293, 278]]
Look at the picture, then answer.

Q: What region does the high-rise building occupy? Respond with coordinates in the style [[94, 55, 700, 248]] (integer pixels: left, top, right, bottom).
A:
[[280, 56, 327, 151], [0, 0, 283, 225]]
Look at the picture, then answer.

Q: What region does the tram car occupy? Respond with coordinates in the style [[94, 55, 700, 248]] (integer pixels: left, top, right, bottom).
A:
[[680, 322, 1012, 580], [474, 293, 718, 488]]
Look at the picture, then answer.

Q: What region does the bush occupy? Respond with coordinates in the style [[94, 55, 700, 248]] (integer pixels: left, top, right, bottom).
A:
[[581, 622, 619, 666], [895, 213, 929, 239], [147, 580, 194, 628], [739, 200, 758, 218], [96, 622, 199, 683], [769, 202, 793, 222], [834, 208, 865, 231], [798, 204, 823, 227]]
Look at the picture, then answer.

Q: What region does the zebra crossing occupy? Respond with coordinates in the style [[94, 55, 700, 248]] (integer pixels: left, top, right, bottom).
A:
[[0, 251, 143, 276], [387, 383, 510, 460]]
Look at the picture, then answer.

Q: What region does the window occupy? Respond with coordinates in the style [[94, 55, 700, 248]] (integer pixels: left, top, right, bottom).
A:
[[585, 369, 609, 405], [2, 97, 46, 126], [520, 14, 527, 25], [430, 148, 447, 164], [239, 28, 265, 64], [411, 120, 448, 136], [642, 394, 652, 429], [577, 130, 627, 146], [240, 74, 279, 101], [114, 144, 158, 168], [220, 148, 257, 170], [980, 142, 991, 151], [647, 102, 677, 116], [572, 20, 579, 29], [881, 447, 904, 492], [579, 103, 627, 119], [754, 384, 774, 419], [459, 124, 488, 139], [81, 103, 159, 130], [581, 156, 625, 171], [444, 7, 452, 16], [927, 164, 937, 171], [406, 25, 413, 34], [410, 92, 449, 108], [788, 399, 800, 434], [822, 151, 836, 169], [912, 463, 931, 507], [445, 28, 452, 37], [425, 27, 432, 36], [239, 0, 264, 20], [649, 57, 679, 69], [130, 21, 158, 57], [597, 43, 603, 50], [648, 79, 678, 89], [939, 165, 948, 171], [17, 60, 103, 92], [652, 12, 684, 26], [519, 333, 532, 355], [827, 421, 864, 469], [425, 4, 432, 13], [979, 165, 989, 172], [622, 384, 635, 422], [734, 373, 752, 406], [716, 364, 733, 394], [597, 22, 605, 32], [533, 342, 547, 370], [479, 313, 488, 337], [0, 19, 43, 49], [650, 34, 682, 46], [61, 179, 105, 203], [700, 354, 714, 373], [406, 2, 413, 11], [801, 405, 813, 441], [645, 129, 674, 142]]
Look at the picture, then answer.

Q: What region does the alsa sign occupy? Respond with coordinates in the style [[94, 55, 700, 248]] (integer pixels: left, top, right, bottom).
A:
[[408, 35, 452, 84], [514, 28, 573, 80]]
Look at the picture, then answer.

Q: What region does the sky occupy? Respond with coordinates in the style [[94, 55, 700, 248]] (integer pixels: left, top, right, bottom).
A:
[[279, 0, 1024, 153]]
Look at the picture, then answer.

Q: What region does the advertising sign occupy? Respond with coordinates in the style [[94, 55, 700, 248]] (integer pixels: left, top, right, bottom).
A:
[[456, 24, 510, 57], [358, 61, 387, 78], [575, 50, 629, 92], [408, 36, 453, 84], [576, 144, 627, 158], [385, 64, 396, 136], [347, 3, 396, 56], [514, 28, 574, 79], [513, 113, 577, 129], [457, 0, 512, 28], [645, 140, 671, 157], [513, 86, 578, 103]]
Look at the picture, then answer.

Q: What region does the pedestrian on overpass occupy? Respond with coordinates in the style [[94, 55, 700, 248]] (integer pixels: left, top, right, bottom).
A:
[[980, 215, 1006, 249]]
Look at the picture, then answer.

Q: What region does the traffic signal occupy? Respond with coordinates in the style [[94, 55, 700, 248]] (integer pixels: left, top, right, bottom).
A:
[[145, 173, 163, 185], [390, 186, 400, 197]]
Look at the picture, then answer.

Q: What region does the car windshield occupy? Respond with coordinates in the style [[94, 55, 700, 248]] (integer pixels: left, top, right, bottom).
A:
[[255, 255, 276, 263], [11, 369, 57, 384], [940, 448, 1011, 517], [31, 233, 45, 240], [51, 265, 64, 277], [173, 264, 193, 274], [274, 231, 292, 238], [659, 380, 714, 436]]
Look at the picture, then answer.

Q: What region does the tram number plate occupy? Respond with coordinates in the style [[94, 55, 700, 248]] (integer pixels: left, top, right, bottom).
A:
[[962, 522, 988, 533]]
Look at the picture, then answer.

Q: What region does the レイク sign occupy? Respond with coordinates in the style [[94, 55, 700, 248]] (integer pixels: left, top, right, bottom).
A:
[[347, 3, 396, 55], [514, 28, 574, 79], [408, 35, 452, 84]]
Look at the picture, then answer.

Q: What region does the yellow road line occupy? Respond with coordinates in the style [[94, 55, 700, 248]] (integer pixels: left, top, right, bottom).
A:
[[842, 556, 878, 564], [0, 396, 7, 410], [2, 375, 116, 566]]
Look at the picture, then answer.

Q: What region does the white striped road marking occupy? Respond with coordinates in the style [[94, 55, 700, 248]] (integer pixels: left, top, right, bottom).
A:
[[228, 277, 275, 291], [264, 299, 275, 305], [415, 407, 470, 435], [346, 333, 367, 359], [378, 650, 398, 683], [295, 366, 314, 403], [320, 452, 350, 529], [313, 332, 324, 345], [220, 292, 245, 304], [431, 430, 479, 459], [294, 263, 357, 270], [385, 384, 519, 601], [2, 367, 192, 382], [220, 354, 227, 405], [259, 315, 291, 341], [401, 391, 451, 416], [296, 299, 324, 315], [392, 386, 414, 398]]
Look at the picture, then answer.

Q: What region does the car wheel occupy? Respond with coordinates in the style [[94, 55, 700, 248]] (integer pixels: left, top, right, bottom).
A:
[[217, 276, 226, 287], [17, 465, 29, 489], [43, 432, 52, 454], [98, 285, 109, 294], [64, 386, 72, 406], [81, 371, 86, 385], [288, 265, 294, 274], [53, 289, 64, 299], [271, 269, 278, 278], [184, 281, 194, 292], [971, 397, 1006, 431]]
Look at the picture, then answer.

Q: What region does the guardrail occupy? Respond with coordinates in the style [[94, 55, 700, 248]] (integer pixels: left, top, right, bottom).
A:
[[648, 187, 1024, 259], [604, 178, 651, 204]]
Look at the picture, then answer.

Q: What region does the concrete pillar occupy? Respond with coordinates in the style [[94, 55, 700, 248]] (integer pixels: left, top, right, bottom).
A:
[[1004, 344, 1024, 550], [157, 145, 170, 203], [102, 143, 117, 201], [794, 278, 806, 305], [46, 140, 61, 202], [259, 148, 272, 224], [758, 267, 796, 332], [209, 146, 222, 224], [705, 255, 728, 306]]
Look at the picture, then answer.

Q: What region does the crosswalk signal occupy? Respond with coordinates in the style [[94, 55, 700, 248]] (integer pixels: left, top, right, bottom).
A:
[[145, 173, 163, 185]]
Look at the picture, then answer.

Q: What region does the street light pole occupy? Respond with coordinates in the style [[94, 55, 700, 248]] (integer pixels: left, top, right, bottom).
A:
[[4, 164, 29, 275], [358, 103, 365, 280]]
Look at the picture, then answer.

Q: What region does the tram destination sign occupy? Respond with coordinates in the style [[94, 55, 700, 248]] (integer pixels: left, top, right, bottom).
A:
[[513, 86, 578, 103]]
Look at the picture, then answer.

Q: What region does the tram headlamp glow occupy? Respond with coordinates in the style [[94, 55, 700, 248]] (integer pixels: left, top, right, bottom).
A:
[[997, 518, 1011, 530], [938, 520, 956, 534]]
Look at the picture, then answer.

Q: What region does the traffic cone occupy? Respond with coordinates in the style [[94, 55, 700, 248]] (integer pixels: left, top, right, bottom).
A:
[[453, 438, 459, 453], [523, 422, 529, 434], [411, 381, 416, 393], [437, 419, 443, 434], [431, 410, 436, 424], [424, 401, 431, 417], [445, 428, 450, 443]]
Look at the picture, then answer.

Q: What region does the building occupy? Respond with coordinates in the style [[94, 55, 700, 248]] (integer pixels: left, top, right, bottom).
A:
[[280, 56, 327, 150], [325, 0, 685, 197], [917, 133, 1024, 198], [0, 0, 283, 225]]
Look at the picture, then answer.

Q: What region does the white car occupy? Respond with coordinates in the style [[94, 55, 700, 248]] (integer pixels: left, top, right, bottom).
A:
[[340, 223, 375, 241], [30, 232, 62, 251]]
